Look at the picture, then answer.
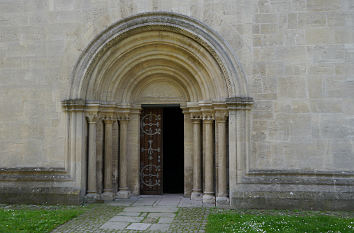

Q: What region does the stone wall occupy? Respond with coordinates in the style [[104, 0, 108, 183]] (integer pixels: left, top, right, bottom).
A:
[[0, 0, 353, 208]]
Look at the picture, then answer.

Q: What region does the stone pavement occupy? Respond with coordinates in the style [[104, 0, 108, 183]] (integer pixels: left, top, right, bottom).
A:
[[53, 194, 218, 232]]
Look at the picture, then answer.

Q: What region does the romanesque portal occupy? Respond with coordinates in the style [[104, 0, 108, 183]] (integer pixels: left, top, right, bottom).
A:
[[63, 12, 252, 206]]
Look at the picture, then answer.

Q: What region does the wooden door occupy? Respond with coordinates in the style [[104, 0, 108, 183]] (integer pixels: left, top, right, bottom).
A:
[[140, 108, 163, 194]]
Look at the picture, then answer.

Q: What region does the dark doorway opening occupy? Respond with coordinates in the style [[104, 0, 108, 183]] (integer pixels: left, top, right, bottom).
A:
[[163, 107, 184, 193]]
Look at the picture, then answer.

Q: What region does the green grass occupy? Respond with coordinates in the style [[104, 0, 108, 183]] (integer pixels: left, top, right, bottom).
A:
[[206, 211, 354, 233], [0, 205, 87, 233]]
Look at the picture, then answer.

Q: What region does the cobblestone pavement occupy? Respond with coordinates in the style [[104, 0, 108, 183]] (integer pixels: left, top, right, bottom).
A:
[[52, 194, 218, 232]]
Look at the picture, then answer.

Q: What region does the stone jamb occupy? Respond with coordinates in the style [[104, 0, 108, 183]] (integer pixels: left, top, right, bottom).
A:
[[181, 106, 193, 197]]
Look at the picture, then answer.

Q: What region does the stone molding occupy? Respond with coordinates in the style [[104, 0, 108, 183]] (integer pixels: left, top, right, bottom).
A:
[[0, 166, 71, 181], [69, 12, 250, 100], [214, 103, 228, 122], [226, 97, 254, 110], [62, 99, 135, 121], [62, 98, 254, 120], [243, 169, 354, 186]]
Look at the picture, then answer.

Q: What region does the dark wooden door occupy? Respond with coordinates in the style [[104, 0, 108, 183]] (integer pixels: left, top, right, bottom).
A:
[[140, 108, 163, 194]]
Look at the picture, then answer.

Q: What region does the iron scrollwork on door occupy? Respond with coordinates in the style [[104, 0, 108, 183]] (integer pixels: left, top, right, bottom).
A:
[[140, 109, 163, 194], [141, 113, 161, 135], [140, 165, 161, 187]]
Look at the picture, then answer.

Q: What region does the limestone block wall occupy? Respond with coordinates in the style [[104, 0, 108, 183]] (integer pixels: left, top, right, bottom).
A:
[[0, 0, 353, 208]]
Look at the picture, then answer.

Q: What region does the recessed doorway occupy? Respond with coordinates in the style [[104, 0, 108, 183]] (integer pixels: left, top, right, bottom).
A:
[[163, 107, 184, 193], [140, 106, 184, 195]]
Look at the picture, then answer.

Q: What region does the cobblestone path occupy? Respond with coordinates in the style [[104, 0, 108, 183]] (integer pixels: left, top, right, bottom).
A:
[[52, 194, 218, 232]]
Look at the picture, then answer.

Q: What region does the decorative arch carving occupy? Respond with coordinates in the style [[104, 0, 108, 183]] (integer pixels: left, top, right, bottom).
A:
[[63, 12, 253, 205], [69, 12, 249, 102]]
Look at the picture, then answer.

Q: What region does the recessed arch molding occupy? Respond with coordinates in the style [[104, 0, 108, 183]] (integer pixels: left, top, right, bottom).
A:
[[63, 12, 253, 206]]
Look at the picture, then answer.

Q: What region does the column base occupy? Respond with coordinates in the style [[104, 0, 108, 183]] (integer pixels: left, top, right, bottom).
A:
[[216, 196, 230, 206], [101, 191, 114, 201], [117, 190, 131, 199], [191, 191, 202, 200], [203, 193, 215, 204], [86, 193, 99, 201]]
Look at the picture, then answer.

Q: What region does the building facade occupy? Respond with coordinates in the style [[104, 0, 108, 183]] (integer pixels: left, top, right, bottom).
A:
[[0, 0, 353, 210]]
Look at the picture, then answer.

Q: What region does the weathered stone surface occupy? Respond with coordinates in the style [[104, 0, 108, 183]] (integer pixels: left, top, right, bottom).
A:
[[108, 216, 143, 222], [100, 222, 129, 230], [0, 0, 353, 210], [149, 223, 171, 231], [126, 223, 151, 230]]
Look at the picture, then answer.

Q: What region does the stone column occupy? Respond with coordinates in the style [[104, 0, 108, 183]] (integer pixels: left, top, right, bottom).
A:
[[87, 114, 98, 198], [203, 116, 215, 204], [102, 116, 114, 200], [191, 116, 202, 200], [117, 116, 130, 198], [127, 108, 140, 195], [96, 119, 104, 195], [112, 120, 119, 195], [215, 108, 229, 205]]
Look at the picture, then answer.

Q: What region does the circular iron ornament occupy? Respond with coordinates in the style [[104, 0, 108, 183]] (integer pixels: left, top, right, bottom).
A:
[[140, 113, 161, 135], [140, 165, 160, 187]]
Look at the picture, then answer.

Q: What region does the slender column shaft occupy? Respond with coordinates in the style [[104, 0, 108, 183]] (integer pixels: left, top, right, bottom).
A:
[[191, 119, 202, 199], [112, 121, 119, 194], [87, 117, 97, 195], [119, 119, 129, 191], [103, 119, 113, 194], [203, 119, 215, 203], [217, 120, 227, 197]]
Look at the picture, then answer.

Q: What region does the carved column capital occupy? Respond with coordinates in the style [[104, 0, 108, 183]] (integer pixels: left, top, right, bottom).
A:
[[117, 107, 130, 121], [214, 110, 228, 122], [118, 113, 130, 121], [202, 109, 214, 122], [87, 113, 99, 123], [103, 114, 115, 124], [190, 113, 202, 121], [202, 112, 214, 122], [189, 107, 202, 120], [200, 103, 214, 121]]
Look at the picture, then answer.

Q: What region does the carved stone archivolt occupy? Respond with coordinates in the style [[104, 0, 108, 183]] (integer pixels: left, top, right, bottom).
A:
[[62, 12, 253, 205]]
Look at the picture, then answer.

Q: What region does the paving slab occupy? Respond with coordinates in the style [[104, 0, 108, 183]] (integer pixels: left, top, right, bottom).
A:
[[126, 223, 151, 230], [179, 199, 203, 207], [148, 212, 176, 218], [149, 223, 171, 232], [134, 200, 158, 206], [156, 199, 181, 206], [158, 217, 174, 223], [109, 216, 144, 222], [142, 216, 159, 223], [116, 212, 141, 216], [100, 221, 129, 230], [108, 199, 136, 206], [123, 206, 178, 213], [52, 194, 213, 232]]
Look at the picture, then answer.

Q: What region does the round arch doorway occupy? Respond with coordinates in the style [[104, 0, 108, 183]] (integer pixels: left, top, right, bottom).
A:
[[63, 12, 253, 206]]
